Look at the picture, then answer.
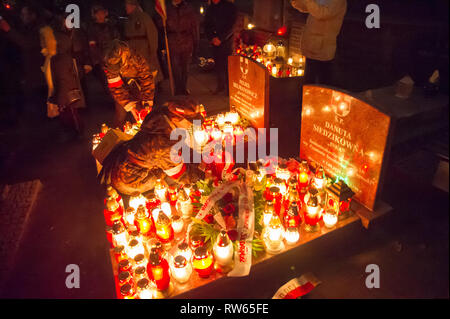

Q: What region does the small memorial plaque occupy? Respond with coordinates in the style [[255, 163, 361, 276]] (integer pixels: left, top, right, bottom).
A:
[[229, 55, 269, 128], [300, 85, 391, 210]]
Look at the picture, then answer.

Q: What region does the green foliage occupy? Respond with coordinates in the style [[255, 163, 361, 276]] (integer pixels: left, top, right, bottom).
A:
[[190, 217, 220, 250], [195, 179, 214, 197], [253, 188, 265, 235]]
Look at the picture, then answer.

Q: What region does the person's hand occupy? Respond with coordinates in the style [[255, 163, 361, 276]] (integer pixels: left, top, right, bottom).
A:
[[83, 65, 93, 74], [291, 0, 308, 12], [211, 37, 221, 47], [0, 19, 11, 32], [143, 100, 153, 108]]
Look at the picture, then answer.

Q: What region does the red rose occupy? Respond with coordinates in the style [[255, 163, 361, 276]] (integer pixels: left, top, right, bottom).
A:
[[227, 230, 238, 241], [203, 214, 214, 224], [223, 203, 235, 216], [223, 192, 233, 203]]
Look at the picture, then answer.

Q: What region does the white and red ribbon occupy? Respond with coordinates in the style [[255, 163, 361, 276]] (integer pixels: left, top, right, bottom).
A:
[[107, 76, 123, 88], [272, 273, 321, 299], [228, 183, 254, 277], [164, 162, 186, 179]]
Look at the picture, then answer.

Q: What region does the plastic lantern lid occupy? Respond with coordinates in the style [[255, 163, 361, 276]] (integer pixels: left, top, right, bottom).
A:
[[129, 239, 139, 248], [120, 283, 132, 296], [269, 186, 280, 194], [118, 259, 130, 269], [217, 230, 230, 247], [135, 266, 146, 276], [134, 254, 145, 264], [113, 245, 125, 254], [194, 246, 208, 259], [178, 242, 189, 251], [149, 253, 161, 266], [174, 255, 187, 268], [137, 278, 150, 289], [112, 221, 125, 234], [136, 205, 147, 218], [118, 271, 131, 282]]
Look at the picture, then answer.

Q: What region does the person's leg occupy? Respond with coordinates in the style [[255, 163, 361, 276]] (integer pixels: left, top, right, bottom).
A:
[[171, 51, 183, 95], [213, 46, 226, 93], [180, 52, 191, 95]]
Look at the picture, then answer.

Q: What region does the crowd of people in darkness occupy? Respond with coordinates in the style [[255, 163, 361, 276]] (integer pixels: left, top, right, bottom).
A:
[[0, 0, 238, 139]]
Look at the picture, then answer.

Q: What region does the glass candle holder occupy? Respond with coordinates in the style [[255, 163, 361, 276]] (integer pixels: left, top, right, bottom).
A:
[[171, 255, 192, 284], [154, 180, 167, 202], [112, 222, 128, 248], [118, 259, 132, 273], [276, 163, 290, 182], [194, 129, 208, 147], [134, 266, 148, 281], [105, 198, 123, 227], [127, 239, 145, 260], [129, 194, 147, 211], [113, 245, 128, 264], [225, 111, 239, 125], [263, 201, 275, 227], [264, 213, 284, 254], [155, 211, 174, 244], [323, 209, 338, 228], [177, 189, 192, 220], [133, 253, 147, 269], [193, 247, 214, 278], [175, 242, 192, 262], [123, 207, 137, 230], [171, 215, 184, 234], [189, 235, 204, 251], [147, 253, 171, 291], [161, 202, 172, 219], [216, 114, 226, 129], [213, 231, 234, 267], [136, 278, 155, 299], [120, 283, 135, 299], [304, 194, 322, 232], [134, 205, 153, 236], [313, 167, 326, 191], [284, 202, 301, 228], [118, 270, 134, 288], [284, 227, 300, 245]]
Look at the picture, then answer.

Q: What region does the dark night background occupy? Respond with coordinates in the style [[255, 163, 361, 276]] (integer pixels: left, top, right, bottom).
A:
[[0, 0, 448, 299]]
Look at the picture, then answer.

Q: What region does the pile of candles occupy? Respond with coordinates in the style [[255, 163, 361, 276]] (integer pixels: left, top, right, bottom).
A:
[[103, 180, 236, 299], [235, 41, 306, 78], [251, 159, 354, 254], [193, 111, 246, 148], [100, 141, 354, 298]]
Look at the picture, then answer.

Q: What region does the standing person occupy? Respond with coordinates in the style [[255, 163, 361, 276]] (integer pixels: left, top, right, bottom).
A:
[[87, 4, 121, 95], [0, 4, 46, 121], [204, 0, 237, 95], [166, 0, 199, 95], [103, 40, 155, 127], [290, 0, 347, 85], [124, 0, 163, 84], [49, 13, 86, 137]]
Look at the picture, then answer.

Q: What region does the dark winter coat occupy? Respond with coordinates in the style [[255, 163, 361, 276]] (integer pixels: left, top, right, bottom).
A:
[[204, 0, 237, 44], [166, 1, 199, 56]]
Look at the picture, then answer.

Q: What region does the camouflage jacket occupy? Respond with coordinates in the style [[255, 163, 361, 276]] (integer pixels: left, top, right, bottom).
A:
[[104, 53, 155, 111], [99, 99, 205, 195]]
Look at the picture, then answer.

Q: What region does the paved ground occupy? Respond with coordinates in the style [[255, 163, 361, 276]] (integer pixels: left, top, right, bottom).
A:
[[0, 65, 448, 299]]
